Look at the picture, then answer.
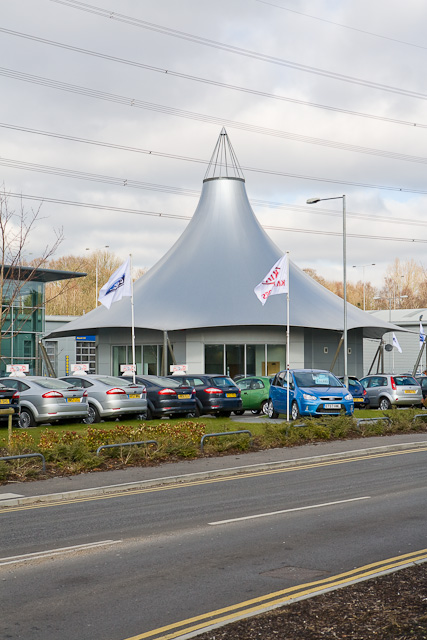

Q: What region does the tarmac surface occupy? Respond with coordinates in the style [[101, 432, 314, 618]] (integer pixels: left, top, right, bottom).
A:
[[1, 431, 427, 507]]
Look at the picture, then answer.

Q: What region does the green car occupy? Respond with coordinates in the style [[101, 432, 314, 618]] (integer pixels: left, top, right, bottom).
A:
[[234, 376, 272, 415]]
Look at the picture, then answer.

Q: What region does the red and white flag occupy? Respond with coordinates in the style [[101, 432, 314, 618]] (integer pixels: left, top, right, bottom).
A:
[[254, 254, 289, 305]]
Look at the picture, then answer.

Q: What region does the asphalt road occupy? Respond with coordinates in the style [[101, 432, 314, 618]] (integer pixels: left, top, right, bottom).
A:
[[1, 446, 427, 640]]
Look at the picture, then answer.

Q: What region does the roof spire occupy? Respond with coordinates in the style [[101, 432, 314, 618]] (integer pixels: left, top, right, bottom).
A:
[[204, 128, 245, 181]]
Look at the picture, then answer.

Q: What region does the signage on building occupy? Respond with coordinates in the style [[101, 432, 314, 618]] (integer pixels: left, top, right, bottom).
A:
[[7, 364, 29, 376], [75, 336, 96, 342], [170, 364, 187, 373], [120, 364, 136, 373]]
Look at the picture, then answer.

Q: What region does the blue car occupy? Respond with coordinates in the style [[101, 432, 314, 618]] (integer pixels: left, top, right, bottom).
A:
[[338, 376, 370, 409], [267, 369, 354, 420]]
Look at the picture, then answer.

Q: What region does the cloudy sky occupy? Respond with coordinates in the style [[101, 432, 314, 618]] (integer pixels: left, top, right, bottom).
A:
[[2, 0, 427, 288]]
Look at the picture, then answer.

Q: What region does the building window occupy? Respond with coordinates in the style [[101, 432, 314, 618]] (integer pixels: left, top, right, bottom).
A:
[[76, 341, 96, 374], [205, 344, 286, 378]]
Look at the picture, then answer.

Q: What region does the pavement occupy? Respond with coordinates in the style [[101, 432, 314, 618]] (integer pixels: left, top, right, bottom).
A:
[[1, 432, 427, 508]]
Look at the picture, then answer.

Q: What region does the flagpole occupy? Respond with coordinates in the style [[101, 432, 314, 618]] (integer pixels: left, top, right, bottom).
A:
[[286, 251, 290, 422], [130, 254, 136, 384]]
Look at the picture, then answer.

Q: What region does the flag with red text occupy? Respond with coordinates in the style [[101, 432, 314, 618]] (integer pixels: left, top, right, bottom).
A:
[[254, 254, 289, 306]]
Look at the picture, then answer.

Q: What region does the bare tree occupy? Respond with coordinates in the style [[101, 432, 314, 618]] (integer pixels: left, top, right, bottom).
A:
[[0, 189, 64, 366]]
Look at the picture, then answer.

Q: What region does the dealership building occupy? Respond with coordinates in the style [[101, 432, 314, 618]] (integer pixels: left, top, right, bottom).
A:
[[46, 129, 400, 379]]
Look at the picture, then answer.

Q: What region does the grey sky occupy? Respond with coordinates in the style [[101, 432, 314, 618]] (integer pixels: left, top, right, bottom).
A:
[[2, 0, 427, 288]]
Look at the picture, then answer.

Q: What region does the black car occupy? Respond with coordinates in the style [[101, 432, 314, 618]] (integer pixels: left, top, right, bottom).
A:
[[167, 374, 242, 417], [0, 383, 20, 427], [123, 375, 196, 419]]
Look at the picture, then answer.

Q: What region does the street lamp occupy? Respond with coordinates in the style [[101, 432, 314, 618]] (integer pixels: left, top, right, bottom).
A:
[[352, 263, 375, 310], [86, 246, 109, 307], [307, 195, 348, 388]]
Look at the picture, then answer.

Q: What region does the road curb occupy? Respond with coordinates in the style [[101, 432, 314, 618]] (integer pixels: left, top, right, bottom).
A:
[[1, 440, 426, 508]]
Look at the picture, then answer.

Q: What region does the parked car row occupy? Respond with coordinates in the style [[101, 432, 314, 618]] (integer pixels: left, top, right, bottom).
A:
[[234, 369, 424, 419]]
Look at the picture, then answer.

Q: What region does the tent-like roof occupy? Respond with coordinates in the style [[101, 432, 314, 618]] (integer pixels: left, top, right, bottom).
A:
[[48, 129, 401, 340]]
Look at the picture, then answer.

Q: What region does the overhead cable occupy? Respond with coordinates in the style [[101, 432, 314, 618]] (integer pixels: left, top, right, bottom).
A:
[[1, 27, 425, 130], [2, 69, 427, 180], [6, 191, 427, 244], [49, 0, 427, 100]]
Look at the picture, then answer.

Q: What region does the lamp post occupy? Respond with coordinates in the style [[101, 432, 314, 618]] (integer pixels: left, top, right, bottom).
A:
[[307, 195, 348, 388], [352, 263, 375, 310], [86, 246, 109, 307]]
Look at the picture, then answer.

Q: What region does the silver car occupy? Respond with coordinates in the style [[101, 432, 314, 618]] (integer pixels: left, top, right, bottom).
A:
[[0, 376, 88, 428], [359, 374, 423, 410], [59, 375, 147, 424]]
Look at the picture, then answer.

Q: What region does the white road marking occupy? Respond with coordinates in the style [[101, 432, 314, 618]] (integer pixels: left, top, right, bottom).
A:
[[0, 493, 24, 500], [0, 540, 122, 566], [208, 496, 371, 525]]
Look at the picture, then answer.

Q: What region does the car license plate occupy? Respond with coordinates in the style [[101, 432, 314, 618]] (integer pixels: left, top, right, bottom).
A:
[[353, 398, 363, 402], [324, 403, 340, 409], [226, 393, 237, 398], [128, 394, 139, 399], [0, 399, 10, 404], [178, 394, 191, 399], [67, 398, 80, 403], [404, 390, 416, 394]]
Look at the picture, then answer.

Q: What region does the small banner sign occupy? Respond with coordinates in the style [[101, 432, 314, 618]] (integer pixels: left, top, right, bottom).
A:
[[71, 363, 89, 373], [170, 364, 187, 373], [120, 364, 136, 373], [7, 364, 29, 376]]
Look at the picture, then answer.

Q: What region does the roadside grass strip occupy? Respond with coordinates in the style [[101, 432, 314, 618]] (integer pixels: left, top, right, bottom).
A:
[[125, 549, 427, 640]]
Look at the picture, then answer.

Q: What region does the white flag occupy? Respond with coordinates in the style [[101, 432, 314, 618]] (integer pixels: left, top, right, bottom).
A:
[[98, 257, 132, 309], [420, 322, 426, 349], [254, 254, 289, 305], [392, 333, 402, 353]]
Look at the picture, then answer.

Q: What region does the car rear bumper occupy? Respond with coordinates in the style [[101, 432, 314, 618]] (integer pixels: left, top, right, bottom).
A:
[[99, 399, 148, 417], [153, 399, 197, 417], [201, 398, 243, 414]]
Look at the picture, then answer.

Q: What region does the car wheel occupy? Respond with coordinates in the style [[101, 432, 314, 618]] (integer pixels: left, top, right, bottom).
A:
[[145, 405, 153, 420], [19, 409, 36, 429], [251, 409, 261, 415], [260, 400, 269, 415], [83, 404, 101, 425], [267, 400, 278, 419], [233, 410, 245, 416], [379, 397, 391, 411], [291, 401, 300, 421]]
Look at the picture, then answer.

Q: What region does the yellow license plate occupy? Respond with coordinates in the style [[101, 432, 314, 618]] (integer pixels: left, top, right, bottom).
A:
[[226, 393, 237, 398], [67, 398, 80, 402], [404, 390, 416, 394], [0, 399, 10, 404], [128, 394, 139, 399], [353, 398, 363, 402], [178, 394, 191, 399]]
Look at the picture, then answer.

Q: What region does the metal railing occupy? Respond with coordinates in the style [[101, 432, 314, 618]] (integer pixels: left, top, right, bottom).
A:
[[412, 414, 427, 424], [96, 440, 158, 456], [0, 453, 46, 473], [356, 417, 392, 430], [200, 430, 252, 452]]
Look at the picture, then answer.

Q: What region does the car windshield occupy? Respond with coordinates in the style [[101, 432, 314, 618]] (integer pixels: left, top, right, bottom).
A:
[[34, 378, 75, 390], [294, 371, 343, 388], [96, 376, 135, 387], [394, 376, 418, 386], [211, 377, 236, 388]]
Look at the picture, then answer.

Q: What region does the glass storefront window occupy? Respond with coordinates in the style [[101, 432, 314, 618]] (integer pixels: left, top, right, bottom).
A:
[[143, 345, 158, 375], [205, 344, 224, 374], [225, 344, 244, 379]]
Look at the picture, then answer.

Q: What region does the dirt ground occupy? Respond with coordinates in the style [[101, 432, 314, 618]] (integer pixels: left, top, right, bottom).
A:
[[196, 563, 427, 639]]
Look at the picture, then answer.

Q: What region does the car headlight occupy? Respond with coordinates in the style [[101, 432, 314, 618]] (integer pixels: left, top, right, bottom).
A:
[[344, 393, 353, 401], [303, 393, 317, 401]]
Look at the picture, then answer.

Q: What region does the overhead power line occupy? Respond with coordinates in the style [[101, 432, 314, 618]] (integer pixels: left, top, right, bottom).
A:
[[6, 191, 427, 244], [2, 68, 427, 187], [49, 0, 427, 100], [256, 0, 427, 52], [4, 121, 427, 193], [1, 27, 426, 130]]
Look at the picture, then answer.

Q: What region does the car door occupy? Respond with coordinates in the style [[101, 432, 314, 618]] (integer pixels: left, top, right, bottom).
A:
[[270, 372, 293, 413], [366, 376, 386, 407]]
